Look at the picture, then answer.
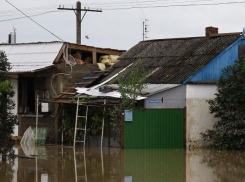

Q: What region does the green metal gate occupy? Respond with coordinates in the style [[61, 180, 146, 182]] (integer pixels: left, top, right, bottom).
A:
[[124, 109, 185, 148]]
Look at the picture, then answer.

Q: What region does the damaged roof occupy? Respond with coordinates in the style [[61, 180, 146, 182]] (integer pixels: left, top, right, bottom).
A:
[[113, 33, 241, 84], [0, 41, 125, 73]]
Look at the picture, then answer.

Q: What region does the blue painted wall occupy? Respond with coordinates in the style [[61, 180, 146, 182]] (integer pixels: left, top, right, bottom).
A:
[[185, 37, 245, 83]]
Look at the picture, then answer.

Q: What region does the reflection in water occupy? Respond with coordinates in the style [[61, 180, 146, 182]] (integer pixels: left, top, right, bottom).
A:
[[0, 157, 15, 182], [73, 147, 87, 182], [201, 150, 245, 182], [186, 149, 245, 182], [124, 149, 185, 182], [21, 143, 47, 160], [2, 146, 245, 182]]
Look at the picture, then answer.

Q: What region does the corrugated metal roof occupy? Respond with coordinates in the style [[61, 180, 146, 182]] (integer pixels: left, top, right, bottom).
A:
[[0, 42, 63, 73], [112, 33, 241, 84]]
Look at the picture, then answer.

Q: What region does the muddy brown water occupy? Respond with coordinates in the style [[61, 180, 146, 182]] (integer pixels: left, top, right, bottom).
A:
[[0, 145, 245, 182]]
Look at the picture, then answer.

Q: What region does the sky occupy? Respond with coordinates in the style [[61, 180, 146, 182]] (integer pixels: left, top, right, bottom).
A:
[[1, 0, 245, 50]]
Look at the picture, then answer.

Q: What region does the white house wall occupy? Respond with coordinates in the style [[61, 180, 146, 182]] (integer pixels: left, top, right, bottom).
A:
[[144, 85, 186, 109], [10, 75, 18, 136], [186, 84, 218, 147]]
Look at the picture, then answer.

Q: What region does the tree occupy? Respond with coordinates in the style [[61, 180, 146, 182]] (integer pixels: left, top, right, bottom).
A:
[[201, 57, 245, 150], [118, 60, 148, 109], [0, 51, 18, 156], [107, 60, 148, 145]]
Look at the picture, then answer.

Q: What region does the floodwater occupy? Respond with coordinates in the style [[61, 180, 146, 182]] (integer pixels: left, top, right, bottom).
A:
[[1, 145, 245, 182]]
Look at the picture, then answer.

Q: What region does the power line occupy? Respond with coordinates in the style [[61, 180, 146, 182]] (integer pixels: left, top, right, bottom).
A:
[[0, 11, 62, 22], [64, 0, 228, 8], [67, 0, 213, 6], [5, 0, 64, 41], [0, 8, 57, 17], [0, 5, 57, 15], [62, 0, 244, 9], [134, 0, 146, 19], [102, 1, 245, 10]]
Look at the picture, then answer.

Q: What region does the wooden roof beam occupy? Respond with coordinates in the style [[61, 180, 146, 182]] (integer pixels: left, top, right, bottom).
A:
[[68, 43, 125, 55]]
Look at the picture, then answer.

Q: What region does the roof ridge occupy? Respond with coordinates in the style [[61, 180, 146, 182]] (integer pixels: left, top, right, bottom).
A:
[[142, 32, 241, 42], [209, 32, 241, 37], [0, 41, 63, 46]]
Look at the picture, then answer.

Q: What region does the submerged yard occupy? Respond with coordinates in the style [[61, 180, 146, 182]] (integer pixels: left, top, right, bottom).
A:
[[0, 145, 245, 182]]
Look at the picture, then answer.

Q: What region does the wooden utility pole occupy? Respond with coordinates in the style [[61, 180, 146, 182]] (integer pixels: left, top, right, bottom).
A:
[[76, 1, 81, 44], [58, 1, 102, 44]]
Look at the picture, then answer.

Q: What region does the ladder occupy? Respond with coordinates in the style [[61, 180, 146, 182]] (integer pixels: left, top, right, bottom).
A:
[[73, 147, 87, 182], [73, 97, 88, 148]]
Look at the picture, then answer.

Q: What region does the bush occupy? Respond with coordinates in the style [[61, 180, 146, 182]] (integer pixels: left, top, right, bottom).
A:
[[201, 57, 245, 150]]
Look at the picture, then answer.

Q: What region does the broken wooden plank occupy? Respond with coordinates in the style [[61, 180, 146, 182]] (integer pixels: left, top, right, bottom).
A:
[[75, 82, 92, 85], [92, 70, 109, 73], [60, 92, 76, 95], [83, 76, 99, 80]]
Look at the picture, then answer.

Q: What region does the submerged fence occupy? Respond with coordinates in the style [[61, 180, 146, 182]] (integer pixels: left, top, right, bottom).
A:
[[124, 109, 185, 149]]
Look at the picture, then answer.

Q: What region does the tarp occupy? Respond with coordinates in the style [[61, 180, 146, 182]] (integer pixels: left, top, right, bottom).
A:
[[20, 126, 35, 146]]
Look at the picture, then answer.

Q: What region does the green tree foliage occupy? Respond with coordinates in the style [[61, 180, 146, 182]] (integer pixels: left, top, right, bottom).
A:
[[0, 51, 18, 156], [118, 60, 148, 109], [201, 57, 245, 150], [106, 60, 149, 145]]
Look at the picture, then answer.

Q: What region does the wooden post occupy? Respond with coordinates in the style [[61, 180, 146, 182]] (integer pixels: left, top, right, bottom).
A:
[[76, 1, 81, 44], [121, 106, 124, 148], [57, 2, 102, 45], [35, 95, 39, 145], [101, 99, 106, 147], [35, 156, 38, 182], [120, 146, 124, 182], [92, 48, 97, 65], [22, 79, 27, 107], [184, 106, 187, 149]]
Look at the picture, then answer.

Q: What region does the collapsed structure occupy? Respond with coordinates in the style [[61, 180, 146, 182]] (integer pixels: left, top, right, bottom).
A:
[[0, 41, 124, 144]]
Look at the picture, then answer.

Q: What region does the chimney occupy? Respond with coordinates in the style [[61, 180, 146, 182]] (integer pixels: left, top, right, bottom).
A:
[[205, 26, 218, 38], [8, 27, 17, 44]]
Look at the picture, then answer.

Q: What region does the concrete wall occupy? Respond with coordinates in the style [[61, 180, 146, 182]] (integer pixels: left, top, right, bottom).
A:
[[186, 84, 218, 147], [10, 74, 18, 136], [144, 85, 186, 109]]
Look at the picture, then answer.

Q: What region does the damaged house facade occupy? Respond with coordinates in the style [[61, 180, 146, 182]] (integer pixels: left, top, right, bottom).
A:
[[0, 41, 124, 143], [102, 27, 245, 148], [2, 27, 244, 149]]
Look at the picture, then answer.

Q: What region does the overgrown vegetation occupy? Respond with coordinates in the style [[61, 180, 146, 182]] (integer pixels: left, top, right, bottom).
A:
[[201, 57, 245, 150], [118, 59, 148, 110], [0, 51, 18, 157]]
